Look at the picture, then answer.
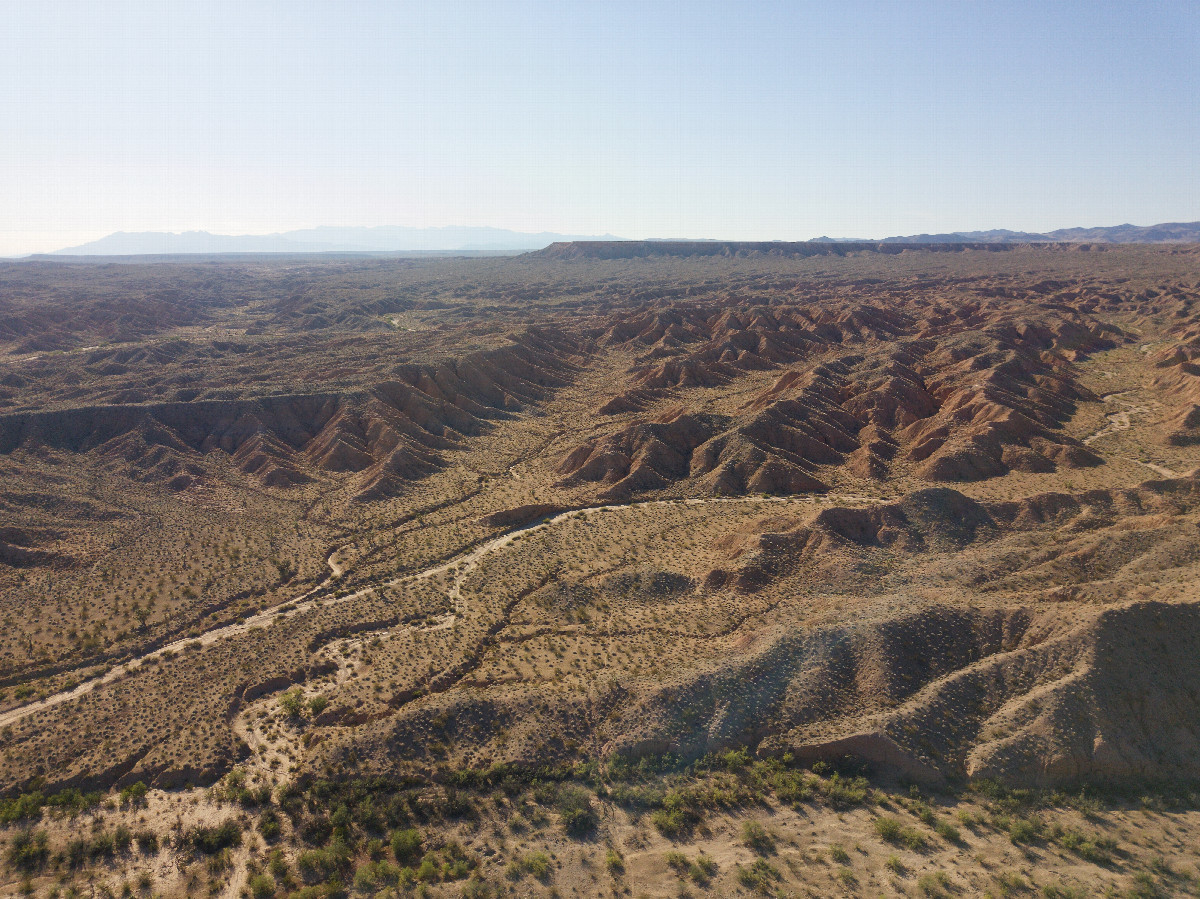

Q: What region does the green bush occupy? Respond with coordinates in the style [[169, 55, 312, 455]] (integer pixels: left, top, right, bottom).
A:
[[89, 830, 115, 858], [741, 820, 775, 855], [118, 781, 148, 808], [279, 688, 306, 718], [268, 849, 290, 880], [461, 875, 492, 899], [664, 850, 689, 873], [772, 770, 815, 804], [605, 848, 624, 875], [650, 806, 690, 837], [1059, 828, 1115, 864], [7, 829, 49, 871], [736, 858, 779, 892], [0, 792, 44, 824], [917, 870, 953, 898], [113, 824, 133, 853], [296, 845, 350, 883], [415, 858, 439, 883], [934, 820, 962, 844], [506, 851, 551, 882], [1008, 817, 1040, 844], [259, 809, 281, 841], [248, 873, 275, 898], [556, 785, 597, 837], [64, 838, 88, 868], [996, 871, 1027, 896], [134, 830, 158, 853], [820, 773, 870, 808], [188, 821, 243, 854], [874, 816, 925, 850], [390, 827, 423, 864]]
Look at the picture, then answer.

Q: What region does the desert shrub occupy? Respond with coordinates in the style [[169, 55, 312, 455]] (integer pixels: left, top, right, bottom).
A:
[[556, 785, 597, 837], [1008, 816, 1040, 844], [415, 857, 439, 882], [996, 871, 1028, 896], [113, 824, 133, 853], [736, 858, 779, 892], [248, 873, 275, 898], [44, 788, 102, 816], [390, 827, 423, 864], [118, 781, 148, 808], [7, 829, 49, 871], [461, 874, 492, 898], [206, 847, 233, 875], [506, 851, 551, 882], [308, 695, 328, 717], [259, 809, 282, 841], [300, 812, 333, 846], [772, 769, 815, 804], [650, 805, 691, 837], [188, 820, 243, 854], [329, 804, 353, 840], [874, 816, 925, 850], [296, 844, 351, 884], [740, 820, 774, 855], [351, 859, 400, 891], [664, 850, 689, 873], [1127, 871, 1165, 899], [605, 848, 624, 874], [829, 844, 850, 864], [917, 870, 953, 897], [717, 747, 751, 770], [935, 820, 962, 843], [438, 787, 476, 819], [64, 837, 88, 868], [134, 830, 158, 853], [0, 792, 44, 824], [89, 830, 115, 858], [820, 773, 870, 807], [418, 840, 475, 881], [279, 688, 306, 718], [1059, 828, 1115, 864]]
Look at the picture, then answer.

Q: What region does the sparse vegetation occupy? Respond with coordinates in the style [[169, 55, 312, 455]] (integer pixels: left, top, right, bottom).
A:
[[1, 248, 1200, 897]]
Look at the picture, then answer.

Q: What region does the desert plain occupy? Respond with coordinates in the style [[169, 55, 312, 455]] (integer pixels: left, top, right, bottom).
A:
[[1, 242, 1200, 897]]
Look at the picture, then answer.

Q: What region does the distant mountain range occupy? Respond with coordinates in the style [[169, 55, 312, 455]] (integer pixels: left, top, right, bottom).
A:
[[42, 220, 1200, 257], [811, 221, 1200, 245], [50, 226, 625, 256]]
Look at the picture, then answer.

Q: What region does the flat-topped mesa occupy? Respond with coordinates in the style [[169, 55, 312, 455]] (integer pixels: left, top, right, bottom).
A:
[[530, 240, 1039, 260]]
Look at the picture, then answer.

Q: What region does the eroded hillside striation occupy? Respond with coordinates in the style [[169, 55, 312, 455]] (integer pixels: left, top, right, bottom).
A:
[[1, 246, 1200, 818]]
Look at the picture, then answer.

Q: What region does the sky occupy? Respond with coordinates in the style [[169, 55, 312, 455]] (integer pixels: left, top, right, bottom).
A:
[[2, 0, 1198, 255]]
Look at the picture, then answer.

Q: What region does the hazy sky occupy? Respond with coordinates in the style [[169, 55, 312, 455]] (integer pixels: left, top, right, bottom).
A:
[[3, 0, 1198, 254]]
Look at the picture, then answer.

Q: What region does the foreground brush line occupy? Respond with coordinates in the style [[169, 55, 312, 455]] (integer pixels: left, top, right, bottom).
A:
[[4, 243, 1200, 895], [3, 753, 1200, 897]]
